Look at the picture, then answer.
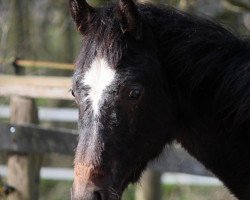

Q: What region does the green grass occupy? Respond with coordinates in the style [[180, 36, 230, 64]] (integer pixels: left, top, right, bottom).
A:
[[122, 184, 136, 200], [39, 180, 235, 200], [161, 184, 235, 200], [39, 180, 72, 200], [39, 180, 136, 200]]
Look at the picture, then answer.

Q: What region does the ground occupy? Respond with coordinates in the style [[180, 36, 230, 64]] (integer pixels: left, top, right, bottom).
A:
[[39, 180, 237, 200]]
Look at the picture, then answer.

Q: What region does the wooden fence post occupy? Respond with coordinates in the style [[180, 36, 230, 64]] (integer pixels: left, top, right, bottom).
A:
[[135, 169, 162, 200], [7, 96, 42, 200]]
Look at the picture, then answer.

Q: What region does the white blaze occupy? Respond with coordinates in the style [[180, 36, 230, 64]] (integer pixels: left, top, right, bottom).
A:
[[82, 57, 116, 116]]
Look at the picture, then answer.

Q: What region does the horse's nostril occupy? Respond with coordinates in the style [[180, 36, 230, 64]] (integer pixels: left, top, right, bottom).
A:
[[94, 191, 103, 200]]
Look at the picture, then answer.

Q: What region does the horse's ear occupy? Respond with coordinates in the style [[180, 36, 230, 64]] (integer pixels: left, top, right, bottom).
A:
[[69, 0, 95, 34], [116, 0, 142, 40]]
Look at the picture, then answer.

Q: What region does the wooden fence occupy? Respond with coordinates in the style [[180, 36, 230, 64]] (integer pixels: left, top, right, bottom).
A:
[[0, 60, 212, 200], [0, 59, 75, 199], [0, 71, 73, 199]]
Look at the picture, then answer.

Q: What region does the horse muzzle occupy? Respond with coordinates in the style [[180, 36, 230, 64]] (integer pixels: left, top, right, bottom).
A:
[[71, 163, 122, 200]]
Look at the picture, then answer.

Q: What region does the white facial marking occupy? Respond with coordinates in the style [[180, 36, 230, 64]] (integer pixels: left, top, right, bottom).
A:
[[82, 57, 116, 116]]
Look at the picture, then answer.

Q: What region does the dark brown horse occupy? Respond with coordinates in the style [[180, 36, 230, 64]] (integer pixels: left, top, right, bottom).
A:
[[69, 0, 250, 199]]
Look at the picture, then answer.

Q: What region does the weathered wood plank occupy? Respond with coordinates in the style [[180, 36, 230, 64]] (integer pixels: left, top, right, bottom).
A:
[[7, 96, 41, 200], [135, 170, 161, 200], [0, 123, 77, 155], [0, 75, 73, 100], [0, 59, 74, 70], [16, 60, 74, 70]]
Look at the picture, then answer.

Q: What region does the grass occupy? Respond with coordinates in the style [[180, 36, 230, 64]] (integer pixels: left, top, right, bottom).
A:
[[39, 180, 72, 200], [39, 180, 236, 200], [122, 184, 136, 200], [39, 180, 136, 200]]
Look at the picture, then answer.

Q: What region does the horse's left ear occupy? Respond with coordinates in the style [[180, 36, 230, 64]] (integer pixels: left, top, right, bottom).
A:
[[69, 0, 95, 34], [116, 0, 142, 40]]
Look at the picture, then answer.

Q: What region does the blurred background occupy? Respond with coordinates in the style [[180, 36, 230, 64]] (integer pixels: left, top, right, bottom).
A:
[[0, 0, 249, 200]]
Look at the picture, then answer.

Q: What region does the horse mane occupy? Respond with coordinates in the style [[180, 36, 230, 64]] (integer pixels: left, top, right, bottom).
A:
[[137, 4, 250, 129]]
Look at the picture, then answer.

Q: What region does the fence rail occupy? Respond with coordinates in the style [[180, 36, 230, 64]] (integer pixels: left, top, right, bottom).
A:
[[0, 75, 73, 100], [16, 60, 74, 70], [0, 59, 74, 70], [0, 123, 77, 155]]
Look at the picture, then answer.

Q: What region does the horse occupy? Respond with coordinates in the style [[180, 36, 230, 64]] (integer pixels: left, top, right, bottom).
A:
[[69, 0, 250, 199]]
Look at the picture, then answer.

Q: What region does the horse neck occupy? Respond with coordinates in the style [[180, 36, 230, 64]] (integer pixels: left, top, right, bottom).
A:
[[148, 7, 250, 199]]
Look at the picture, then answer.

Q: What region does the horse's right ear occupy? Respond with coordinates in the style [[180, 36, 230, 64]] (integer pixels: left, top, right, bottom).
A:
[[69, 0, 95, 34]]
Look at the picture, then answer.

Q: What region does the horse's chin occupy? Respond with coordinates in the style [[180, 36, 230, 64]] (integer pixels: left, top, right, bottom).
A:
[[106, 190, 122, 200], [119, 168, 143, 194], [105, 173, 135, 200]]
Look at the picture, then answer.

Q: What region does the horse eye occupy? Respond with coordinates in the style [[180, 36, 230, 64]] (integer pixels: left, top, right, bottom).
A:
[[128, 88, 141, 100], [71, 89, 75, 97]]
